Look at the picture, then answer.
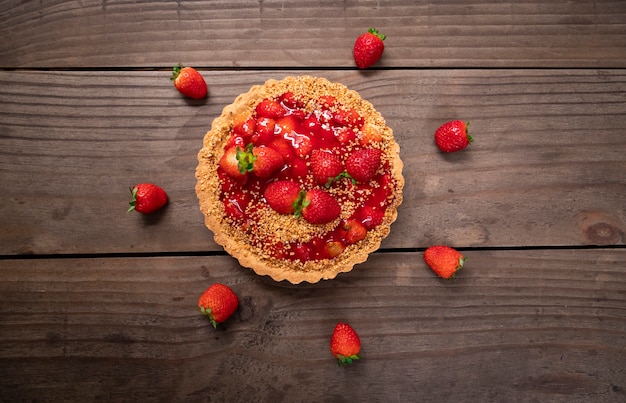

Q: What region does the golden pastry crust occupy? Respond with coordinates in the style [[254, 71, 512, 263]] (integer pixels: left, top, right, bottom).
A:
[[196, 76, 404, 283]]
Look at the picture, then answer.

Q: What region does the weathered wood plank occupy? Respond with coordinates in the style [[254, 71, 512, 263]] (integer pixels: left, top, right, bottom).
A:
[[0, 250, 624, 401], [1, 69, 624, 255], [1, 0, 625, 68]]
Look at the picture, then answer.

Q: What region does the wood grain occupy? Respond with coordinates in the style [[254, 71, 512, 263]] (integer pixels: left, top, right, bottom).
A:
[[1, 0, 625, 68], [1, 1, 625, 401], [1, 69, 624, 255], [0, 250, 624, 401]]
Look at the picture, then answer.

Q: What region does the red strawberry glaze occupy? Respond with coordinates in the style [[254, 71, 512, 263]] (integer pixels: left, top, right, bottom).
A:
[[216, 91, 398, 263]]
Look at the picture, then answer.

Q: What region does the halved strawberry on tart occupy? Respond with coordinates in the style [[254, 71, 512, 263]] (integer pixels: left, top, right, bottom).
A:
[[195, 76, 404, 284]]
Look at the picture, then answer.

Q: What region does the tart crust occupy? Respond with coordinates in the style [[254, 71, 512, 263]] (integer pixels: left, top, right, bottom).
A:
[[196, 76, 404, 283]]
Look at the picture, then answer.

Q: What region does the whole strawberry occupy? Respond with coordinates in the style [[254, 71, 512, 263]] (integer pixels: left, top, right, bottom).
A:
[[434, 120, 473, 152], [198, 283, 239, 328], [346, 148, 382, 183], [128, 183, 168, 214], [310, 149, 344, 186], [423, 245, 465, 279], [330, 323, 361, 366], [219, 146, 247, 179], [299, 189, 341, 225], [171, 64, 207, 99], [251, 145, 285, 178], [220, 144, 285, 179], [264, 180, 303, 215], [353, 28, 386, 69]]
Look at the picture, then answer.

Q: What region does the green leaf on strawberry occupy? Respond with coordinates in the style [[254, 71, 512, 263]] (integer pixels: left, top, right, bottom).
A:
[[325, 171, 356, 189], [235, 143, 256, 174], [128, 183, 168, 214], [330, 323, 361, 366]]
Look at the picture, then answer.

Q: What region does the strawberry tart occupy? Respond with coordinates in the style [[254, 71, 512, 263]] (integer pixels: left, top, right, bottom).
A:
[[196, 76, 403, 283]]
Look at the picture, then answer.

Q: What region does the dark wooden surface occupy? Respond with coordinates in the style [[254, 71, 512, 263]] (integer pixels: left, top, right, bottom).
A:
[[2, 0, 626, 68], [1, 1, 625, 402]]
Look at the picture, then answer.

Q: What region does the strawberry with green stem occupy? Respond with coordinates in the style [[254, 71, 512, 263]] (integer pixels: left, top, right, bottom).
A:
[[423, 245, 466, 279], [171, 64, 207, 99], [264, 180, 303, 215], [198, 283, 239, 328], [264, 183, 341, 225], [330, 323, 361, 366], [345, 148, 382, 183], [298, 189, 341, 225], [128, 183, 168, 214], [219, 144, 284, 179], [353, 28, 386, 69], [434, 120, 473, 153], [310, 149, 344, 186]]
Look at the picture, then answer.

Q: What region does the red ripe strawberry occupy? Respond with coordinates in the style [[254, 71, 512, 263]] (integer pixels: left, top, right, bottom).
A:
[[252, 117, 276, 145], [219, 146, 247, 179], [264, 180, 303, 215], [330, 323, 361, 366], [128, 183, 168, 214], [198, 283, 239, 328], [232, 115, 256, 138], [358, 206, 384, 230], [310, 150, 344, 186], [333, 107, 364, 129], [336, 127, 357, 145], [269, 136, 295, 163], [292, 135, 314, 158], [225, 133, 246, 149], [251, 146, 284, 178], [279, 91, 305, 109], [342, 219, 367, 245], [353, 28, 386, 69], [278, 116, 315, 157], [302, 114, 323, 133], [171, 64, 207, 99], [346, 148, 382, 183], [275, 115, 298, 136], [256, 98, 286, 119], [223, 144, 284, 179], [434, 120, 473, 152], [298, 189, 341, 224], [423, 245, 466, 279]]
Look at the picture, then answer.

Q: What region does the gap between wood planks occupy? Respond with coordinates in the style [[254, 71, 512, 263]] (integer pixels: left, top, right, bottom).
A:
[[1, 244, 624, 261], [2, 66, 626, 72]]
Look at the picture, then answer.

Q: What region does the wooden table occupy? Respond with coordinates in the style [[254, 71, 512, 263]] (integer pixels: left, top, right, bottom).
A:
[[1, 1, 625, 401]]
